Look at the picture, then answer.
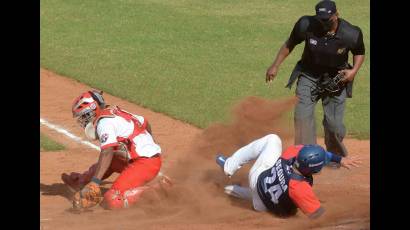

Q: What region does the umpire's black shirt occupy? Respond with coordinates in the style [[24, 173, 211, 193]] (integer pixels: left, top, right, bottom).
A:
[[287, 16, 365, 76]]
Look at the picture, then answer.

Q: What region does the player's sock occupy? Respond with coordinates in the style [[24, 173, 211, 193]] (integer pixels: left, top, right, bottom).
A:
[[224, 185, 252, 201]]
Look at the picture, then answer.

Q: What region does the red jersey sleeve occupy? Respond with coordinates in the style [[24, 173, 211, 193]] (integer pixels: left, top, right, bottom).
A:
[[288, 179, 321, 215], [281, 145, 304, 160]]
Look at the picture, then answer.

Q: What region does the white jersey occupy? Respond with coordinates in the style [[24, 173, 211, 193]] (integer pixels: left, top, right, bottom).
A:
[[96, 115, 161, 158]]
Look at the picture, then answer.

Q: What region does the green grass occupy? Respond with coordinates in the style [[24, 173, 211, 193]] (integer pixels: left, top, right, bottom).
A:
[[40, 0, 370, 139], [40, 133, 65, 151]]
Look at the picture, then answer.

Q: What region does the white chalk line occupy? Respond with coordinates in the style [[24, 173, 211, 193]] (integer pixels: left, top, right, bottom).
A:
[[40, 118, 100, 151], [40, 118, 164, 177]]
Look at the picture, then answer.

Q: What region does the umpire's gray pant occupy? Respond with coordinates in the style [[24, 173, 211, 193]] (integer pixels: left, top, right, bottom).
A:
[[294, 75, 348, 156]]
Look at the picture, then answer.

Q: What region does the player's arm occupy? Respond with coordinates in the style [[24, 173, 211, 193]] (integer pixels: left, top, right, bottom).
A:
[[340, 54, 364, 82], [351, 54, 365, 73], [73, 139, 115, 210], [266, 16, 307, 82], [325, 151, 361, 169], [266, 41, 292, 83], [92, 147, 115, 182], [91, 119, 119, 183], [340, 28, 365, 82], [289, 180, 324, 219], [266, 43, 291, 75]]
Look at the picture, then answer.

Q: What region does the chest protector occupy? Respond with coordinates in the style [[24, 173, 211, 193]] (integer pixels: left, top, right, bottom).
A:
[[256, 157, 313, 217], [94, 106, 148, 160]]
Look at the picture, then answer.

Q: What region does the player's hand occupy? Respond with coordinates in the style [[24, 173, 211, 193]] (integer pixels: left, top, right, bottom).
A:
[[340, 156, 361, 169], [338, 69, 357, 83], [72, 181, 103, 210], [266, 65, 279, 83]]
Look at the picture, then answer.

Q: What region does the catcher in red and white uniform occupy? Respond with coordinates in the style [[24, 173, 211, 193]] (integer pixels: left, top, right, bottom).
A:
[[61, 90, 170, 210]]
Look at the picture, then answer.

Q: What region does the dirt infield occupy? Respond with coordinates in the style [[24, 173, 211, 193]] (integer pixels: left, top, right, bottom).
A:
[[40, 68, 370, 230]]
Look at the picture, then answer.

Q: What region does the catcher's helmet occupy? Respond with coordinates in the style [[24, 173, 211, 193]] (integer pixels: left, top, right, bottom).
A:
[[72, 90, 105, 128], [294, 145, 329, 176]]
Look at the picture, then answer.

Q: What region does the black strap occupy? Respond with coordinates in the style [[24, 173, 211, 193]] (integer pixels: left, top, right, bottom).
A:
[[290, 173, 313, 186], [289, 173, 306, 181]]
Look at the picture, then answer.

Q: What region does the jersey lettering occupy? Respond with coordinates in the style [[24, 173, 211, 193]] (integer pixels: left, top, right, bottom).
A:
[[257, 157, 298, 216], [263, 159, 289, 204], [266, 184, 282, 204]]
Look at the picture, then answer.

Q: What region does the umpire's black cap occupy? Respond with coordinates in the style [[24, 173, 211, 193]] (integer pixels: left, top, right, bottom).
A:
[[315, 0, 337, 20]]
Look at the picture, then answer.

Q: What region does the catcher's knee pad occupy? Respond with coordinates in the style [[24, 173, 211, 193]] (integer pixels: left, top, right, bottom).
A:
[[104, 187, 145, 210]]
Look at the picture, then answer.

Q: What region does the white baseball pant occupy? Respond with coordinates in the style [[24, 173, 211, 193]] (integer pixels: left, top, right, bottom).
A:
[[223, 134, 282, 211]]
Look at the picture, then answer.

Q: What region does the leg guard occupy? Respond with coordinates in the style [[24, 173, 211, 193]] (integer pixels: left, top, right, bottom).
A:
[[103, 156, 162, 210], [104, 187, 146, 210]]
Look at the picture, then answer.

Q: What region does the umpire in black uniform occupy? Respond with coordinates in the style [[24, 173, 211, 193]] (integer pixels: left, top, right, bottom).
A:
[[265, 0, 365, 157]]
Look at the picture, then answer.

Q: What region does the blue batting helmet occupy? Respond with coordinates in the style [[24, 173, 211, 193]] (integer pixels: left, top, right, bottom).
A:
[[295, 145, 329, 176]]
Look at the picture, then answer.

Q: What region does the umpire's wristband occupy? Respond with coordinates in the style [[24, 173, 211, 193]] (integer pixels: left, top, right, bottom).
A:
[[91, 177, 102, 185]]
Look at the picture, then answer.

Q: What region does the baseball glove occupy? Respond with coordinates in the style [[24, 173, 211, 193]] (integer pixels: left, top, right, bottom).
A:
[[72, 181, 103, 210]]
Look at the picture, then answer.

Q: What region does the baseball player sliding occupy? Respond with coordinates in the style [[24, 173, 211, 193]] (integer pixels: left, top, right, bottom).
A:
[[216, 134, 360, 218], [61, 90, 171, 210]]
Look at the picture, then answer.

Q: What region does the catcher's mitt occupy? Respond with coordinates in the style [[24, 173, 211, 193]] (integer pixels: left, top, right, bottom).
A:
[[72, 181, 103, 210]]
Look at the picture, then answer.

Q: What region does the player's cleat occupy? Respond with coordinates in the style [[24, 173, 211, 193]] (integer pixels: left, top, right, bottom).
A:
[[216, 153, 227, 169], [61, 173, 83, 193]]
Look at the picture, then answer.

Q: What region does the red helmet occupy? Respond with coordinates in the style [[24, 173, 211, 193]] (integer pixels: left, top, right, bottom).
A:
[[72, 90, 105, 128]]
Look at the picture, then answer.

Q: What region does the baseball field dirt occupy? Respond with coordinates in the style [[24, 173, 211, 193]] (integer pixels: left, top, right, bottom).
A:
[[40, 68, 370, 230]]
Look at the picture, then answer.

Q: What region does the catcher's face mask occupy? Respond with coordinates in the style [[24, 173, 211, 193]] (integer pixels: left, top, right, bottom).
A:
[[72, 90, 105, 128], [310, 72, 346, 101], [324, 73, 345, 93], [76, 110, 96, 128]]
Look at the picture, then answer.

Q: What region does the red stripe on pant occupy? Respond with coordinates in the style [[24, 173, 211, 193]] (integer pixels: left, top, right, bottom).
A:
[[104, 156, 161, 209]]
